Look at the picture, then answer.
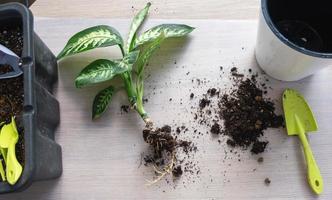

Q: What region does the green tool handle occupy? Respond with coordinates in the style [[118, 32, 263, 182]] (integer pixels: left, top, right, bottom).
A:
[[298, 130, 324, 194], [6, 142, 22, 185]]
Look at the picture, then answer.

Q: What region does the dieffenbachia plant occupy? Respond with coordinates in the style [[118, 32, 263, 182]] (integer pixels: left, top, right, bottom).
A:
[[57, 3, 194, 126]]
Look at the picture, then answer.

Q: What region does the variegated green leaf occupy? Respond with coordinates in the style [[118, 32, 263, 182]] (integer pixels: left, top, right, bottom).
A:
[[125, 2, 151, 53], [92, 86, 115, 119], [121, 50, 140, 67], [57, 25, 123, 60], [75, 50, 139, 88], [136, 33, 166, 76], [133, 24, 194, 48], [75, 59, 127, 88], [135, 33, 165, 100]]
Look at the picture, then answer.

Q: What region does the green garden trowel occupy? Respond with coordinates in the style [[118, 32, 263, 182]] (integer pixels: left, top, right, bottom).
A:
[[0, 117, 22, 185], [282, 89, 323, 195]]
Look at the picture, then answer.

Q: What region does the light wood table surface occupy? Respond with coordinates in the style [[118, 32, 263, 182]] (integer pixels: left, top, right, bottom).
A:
[[0, 17, 331, 199], [29, 0, 259, 19], [1, 1, 332, 200]]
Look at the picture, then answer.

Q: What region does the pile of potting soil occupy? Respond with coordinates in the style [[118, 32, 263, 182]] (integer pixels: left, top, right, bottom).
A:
[[197, 67, 284, 154], [219, 76, 284, 153], [0, 26, 25, 164]]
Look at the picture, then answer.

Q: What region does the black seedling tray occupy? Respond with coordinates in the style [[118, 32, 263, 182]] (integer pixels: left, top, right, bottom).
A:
[[0, 2, 62, 194]]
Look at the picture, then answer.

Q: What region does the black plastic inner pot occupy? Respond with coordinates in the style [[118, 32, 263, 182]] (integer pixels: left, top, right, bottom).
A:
[[262, 0, 332, 58]]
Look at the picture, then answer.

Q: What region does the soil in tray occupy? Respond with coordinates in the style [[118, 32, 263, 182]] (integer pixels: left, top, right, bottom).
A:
[[0, 26, 25, 165]]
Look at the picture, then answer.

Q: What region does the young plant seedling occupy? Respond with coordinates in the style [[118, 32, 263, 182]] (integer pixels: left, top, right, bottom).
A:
[[58, 3, 194, 183]]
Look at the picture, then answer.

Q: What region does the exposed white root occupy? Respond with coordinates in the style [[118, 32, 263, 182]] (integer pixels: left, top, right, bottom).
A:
[[144, 117, 154, 128], [145, 154, 176, 186], [130, 103, 137, 110]]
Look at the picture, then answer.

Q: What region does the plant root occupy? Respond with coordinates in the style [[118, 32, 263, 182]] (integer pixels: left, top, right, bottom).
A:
[[145, 153, 176, 186], [143, 117, 153, 128], [142, 125, 192, 184]]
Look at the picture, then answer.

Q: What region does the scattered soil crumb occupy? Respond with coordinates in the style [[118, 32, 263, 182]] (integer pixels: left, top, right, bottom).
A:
[[190, 93, 194, 99], [257, 157, 264, 163], [210, 123, 221, 135], [207, 88, 217, 97], [120, 105, 129, 113], [199, 98, 210, 109], [251, 141, 269, 154], [172, 165, 183, 177], [264, 178, 271, 186]]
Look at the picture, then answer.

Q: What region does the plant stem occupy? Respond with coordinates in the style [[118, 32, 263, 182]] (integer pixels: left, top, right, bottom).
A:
[[136, 94, 151, 124], [120, 45, 137, 112], [122, 46, 152, 127], [136, 100, 147, 119], [122, 72, 137, 106], [123, 75, 152, 126]]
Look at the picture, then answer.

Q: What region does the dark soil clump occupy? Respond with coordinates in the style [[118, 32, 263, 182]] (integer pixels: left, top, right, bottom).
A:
[[257, 157, 264, 163], [160, 125, 171, 133], [172, 165, 183, 177], [264, 178, 271, 186], [143, 128, 177, 158], [0, 26, 24, 165], [210, 123, 221, 135], [190, 93, 194, 99], [251, 141, 269, 154], [207, 88, 217, 97], [120, 105, 129, 113], [199, 98, 210, 109]]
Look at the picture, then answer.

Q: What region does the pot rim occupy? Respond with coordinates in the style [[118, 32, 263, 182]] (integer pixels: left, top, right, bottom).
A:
[[261, 0, 332, 59]]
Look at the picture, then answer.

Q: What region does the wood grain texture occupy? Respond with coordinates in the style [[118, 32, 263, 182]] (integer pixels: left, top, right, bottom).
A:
[[1, 18, 332, 199], [29, 0, 260, 19]]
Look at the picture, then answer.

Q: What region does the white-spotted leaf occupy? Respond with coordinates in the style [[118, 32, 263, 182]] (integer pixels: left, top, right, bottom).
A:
[[136, 33, 165, 76], [75, 50, 139, 88], [136, 33, 165, 98], [121, 50, 140, 68], [57, 25, 123, 60], [92, 86, 115, 119], [126, 2, 151, 53], [133, 24, 194, 48], [75, 59, 127, 88]]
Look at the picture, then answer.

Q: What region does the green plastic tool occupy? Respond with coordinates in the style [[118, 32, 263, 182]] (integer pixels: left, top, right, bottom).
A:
[[282, 89, 323, 195], [0, 117, 22, 185]]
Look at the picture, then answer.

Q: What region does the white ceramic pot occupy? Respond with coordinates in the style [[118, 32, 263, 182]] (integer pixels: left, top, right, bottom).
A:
[[255, 0, 332, 81]]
